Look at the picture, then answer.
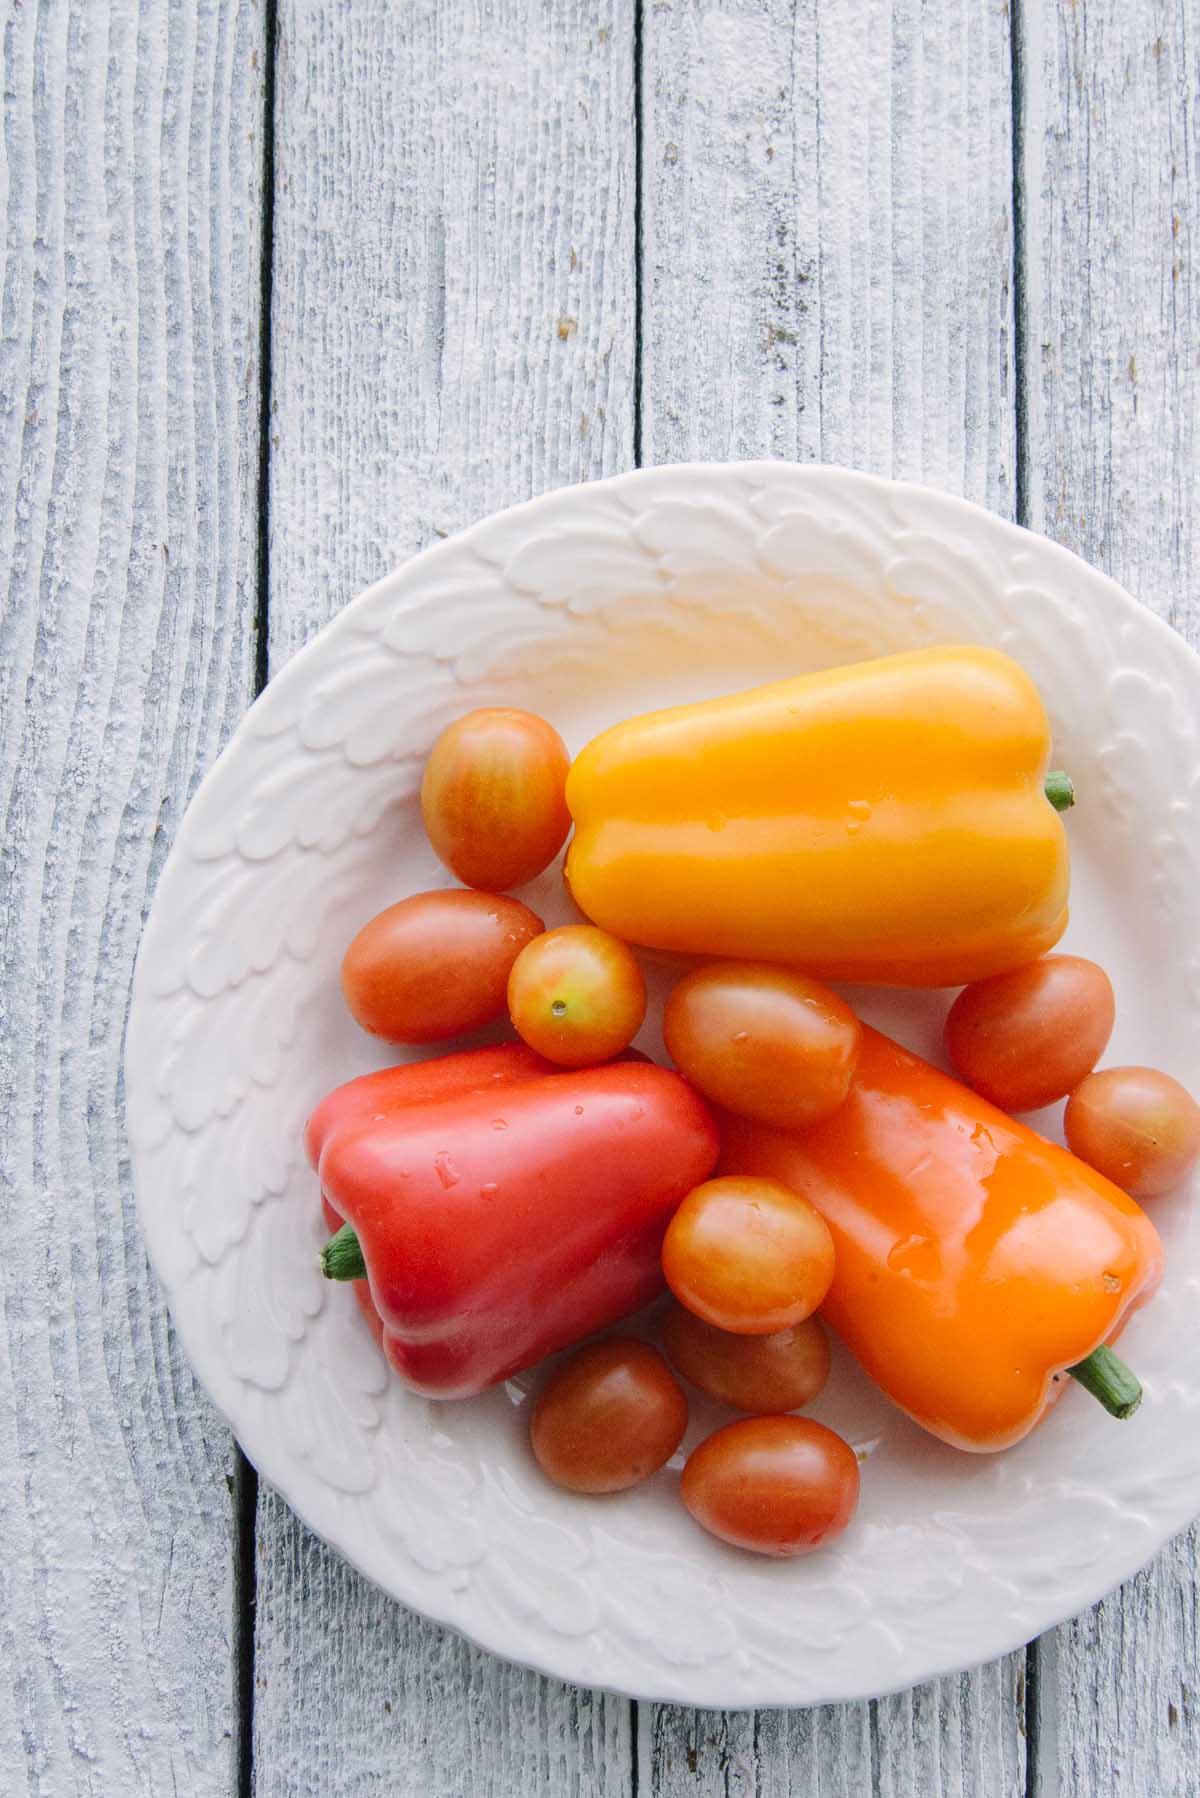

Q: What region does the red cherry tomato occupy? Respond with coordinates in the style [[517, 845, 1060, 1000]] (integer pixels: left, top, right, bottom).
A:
[[530, 1338, 688, 1493], [680, 1416, 860, 1557], [341, 890, 543, 1043], [944, 954, 1115, 1112], [1065, 1066, 1200, 1198], [421, 708, 571, 891], [662, 1175, 835, 1335], [507, 924, 646, 1066], [661, 1302, 830, 1414], [664, 962, 860, 1129]]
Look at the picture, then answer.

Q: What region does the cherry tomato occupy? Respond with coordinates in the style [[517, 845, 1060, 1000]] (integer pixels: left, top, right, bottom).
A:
[[680, 1416, 859, 1557], [664, 962, 860, 1129], [507, 924, 646, 1066], [530, 1338, 688, 1493], [944, 954, 1115, 1112], [662, 1175, 835, 1335], [1065, 1066, 1200, 1198], [661, 1301, 830, 1414], [341, 889, 543, 1043], [421, 708, 571, 891]]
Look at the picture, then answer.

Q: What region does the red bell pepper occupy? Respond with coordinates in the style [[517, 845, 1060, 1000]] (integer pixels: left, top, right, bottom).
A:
[[308, 1044, 718, 1398]]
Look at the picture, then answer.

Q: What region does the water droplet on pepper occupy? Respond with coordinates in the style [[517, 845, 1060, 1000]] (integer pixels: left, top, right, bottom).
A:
[[433, 1151, 460, 1188], [886, 1233, 940, 1281]]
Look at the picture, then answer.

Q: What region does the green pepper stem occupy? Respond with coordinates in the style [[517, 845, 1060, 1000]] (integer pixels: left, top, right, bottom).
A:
[[320, 1221, 367, 1282], [1067, 1344, 1142, 1419], [1045, 770, 1075, 812]]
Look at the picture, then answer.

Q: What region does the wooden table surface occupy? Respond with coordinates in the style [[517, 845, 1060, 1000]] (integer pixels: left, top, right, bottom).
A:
[[4, 1, 1197, 1792]]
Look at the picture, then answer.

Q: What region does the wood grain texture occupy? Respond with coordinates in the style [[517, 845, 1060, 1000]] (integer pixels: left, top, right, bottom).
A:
[[255, 3, 637, 1790], [640, 1662, 1025, 1797], [6, 0, 1195, 1787], [267, 0, 636, 670], [642, 0, 1017, 505], [251, 1525, 631, 1798], [0, 0, 265, 1793], [640, 1, 1025, 1787], [1019, 1, 1200, 1791]]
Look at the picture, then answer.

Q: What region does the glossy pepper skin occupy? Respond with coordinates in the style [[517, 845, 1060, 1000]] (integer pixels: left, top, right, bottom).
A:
[[565, 647, 1070, 986], [307, 1044, 719, 1399], [719, 1026, 1163, 1451]]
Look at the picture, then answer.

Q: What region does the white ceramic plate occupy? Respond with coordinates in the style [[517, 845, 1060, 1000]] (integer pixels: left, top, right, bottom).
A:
[[126, 464, 1200, 1708]]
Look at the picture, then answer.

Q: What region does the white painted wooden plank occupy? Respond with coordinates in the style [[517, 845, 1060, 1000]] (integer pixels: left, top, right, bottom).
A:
[[1019, 1, 1200, 1791], [640, 1, 1025, 1790], [267, 0, 636, 669], [639, 1697, 873, 1797], [640, 1661, 1025, 1797], [643, 0, 1018, 507], [251, 1526, 632, 1797], [0, 1, 265, 1792], [256, 4, 637, 1791]]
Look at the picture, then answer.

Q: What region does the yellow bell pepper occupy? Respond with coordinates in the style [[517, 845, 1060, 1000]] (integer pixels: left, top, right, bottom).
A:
[[564, 647, 1071, 986]]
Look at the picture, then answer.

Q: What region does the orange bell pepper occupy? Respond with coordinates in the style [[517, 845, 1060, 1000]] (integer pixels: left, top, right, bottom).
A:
[[565, 646, 1072, 986], [719, 1025, 1163, 1451]]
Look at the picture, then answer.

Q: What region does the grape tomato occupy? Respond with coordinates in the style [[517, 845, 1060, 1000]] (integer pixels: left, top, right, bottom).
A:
[[421, 707, 571, 892], [530, 1338, 688, 1494], [664, 962, 860, 1129], [1065, 1066, 1200, 1198], [508, 924, 646, 1066], [662, 1302, 830, 1414], [680, 1415, 860, 1557], [341, 889, 543, 1044], [944, 954, 1114, 1113], [662, 1175, 835, 1335]]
